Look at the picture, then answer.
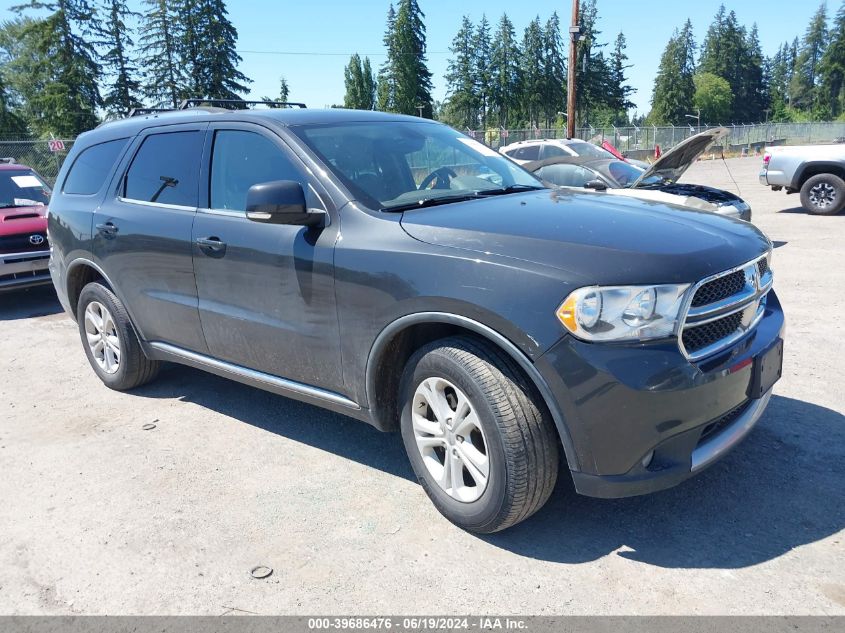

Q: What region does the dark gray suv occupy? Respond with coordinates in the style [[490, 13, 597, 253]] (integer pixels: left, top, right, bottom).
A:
[[48, 107, 784, 533]]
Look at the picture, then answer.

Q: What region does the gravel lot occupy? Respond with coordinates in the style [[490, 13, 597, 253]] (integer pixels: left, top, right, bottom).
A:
[[1, 157, 843, 615]]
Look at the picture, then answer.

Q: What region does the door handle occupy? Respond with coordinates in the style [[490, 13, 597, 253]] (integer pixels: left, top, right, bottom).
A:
[[196, 236, 227, 256], [95, 222, 119, 237]]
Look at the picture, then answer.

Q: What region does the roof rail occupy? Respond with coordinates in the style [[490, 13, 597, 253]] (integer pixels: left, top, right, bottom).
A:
[[178, 99, 307, 110], [0, 157, 17, 164], [127, 108, 175, 118]]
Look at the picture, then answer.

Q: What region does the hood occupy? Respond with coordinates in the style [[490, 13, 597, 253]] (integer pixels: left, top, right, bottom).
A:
[[631, 127, 729, 188], [0, 204, 48, 237], [399, 189, 770, 286]]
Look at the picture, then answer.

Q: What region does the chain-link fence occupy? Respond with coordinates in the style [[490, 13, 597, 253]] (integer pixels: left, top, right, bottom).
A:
[[3, 121, 845, 183], [472, 121, 845, 156], [0, 138, 76, 186]]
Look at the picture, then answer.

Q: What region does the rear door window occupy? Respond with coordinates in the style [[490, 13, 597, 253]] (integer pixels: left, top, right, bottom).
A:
[[63, 138, 128, 195], [123, 131, 204, 207], [512, 145, 540, 161]]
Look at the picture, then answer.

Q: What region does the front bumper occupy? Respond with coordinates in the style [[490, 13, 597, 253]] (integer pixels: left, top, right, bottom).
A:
[[0, 250, 51, 292], [536, 290, 785, 498]]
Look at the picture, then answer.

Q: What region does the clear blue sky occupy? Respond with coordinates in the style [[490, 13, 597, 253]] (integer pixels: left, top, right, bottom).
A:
[[0, 0, 830, 115]]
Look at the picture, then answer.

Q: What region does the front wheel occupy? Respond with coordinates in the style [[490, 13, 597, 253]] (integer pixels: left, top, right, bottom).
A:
[[399, 336, 559, 533], [800, 173, 845, 215]]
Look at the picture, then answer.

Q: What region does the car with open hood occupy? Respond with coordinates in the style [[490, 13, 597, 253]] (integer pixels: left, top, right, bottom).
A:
[[525, 128, 752, 221], [47, 106, 783, 533], [0, 160, 52, 292]]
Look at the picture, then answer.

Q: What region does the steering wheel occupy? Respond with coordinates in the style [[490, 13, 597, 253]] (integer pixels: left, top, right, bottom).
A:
[[419, 166, 458, 190]]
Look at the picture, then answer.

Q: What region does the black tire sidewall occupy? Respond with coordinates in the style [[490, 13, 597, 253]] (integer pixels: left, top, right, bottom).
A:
[[76, 283, 138, 389], [399, 348, 509, 531], [801, 174, 845, 215]]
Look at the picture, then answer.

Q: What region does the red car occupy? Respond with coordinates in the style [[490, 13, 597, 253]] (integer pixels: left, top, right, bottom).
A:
[[0, 160, 52, 292]]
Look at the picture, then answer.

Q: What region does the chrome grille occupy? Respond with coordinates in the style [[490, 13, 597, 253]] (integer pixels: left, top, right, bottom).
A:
[[683, 312, 743, 353], [679, 254, 773, 361], [691, 270, 745, 307]]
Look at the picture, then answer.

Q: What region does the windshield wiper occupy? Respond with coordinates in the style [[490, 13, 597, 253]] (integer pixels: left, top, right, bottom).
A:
[[382, 193, 485, 213], [476, 184, 545, 196]]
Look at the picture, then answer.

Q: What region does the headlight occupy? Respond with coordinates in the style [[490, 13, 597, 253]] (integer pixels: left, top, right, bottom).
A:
[[556, 284, 690, 342]]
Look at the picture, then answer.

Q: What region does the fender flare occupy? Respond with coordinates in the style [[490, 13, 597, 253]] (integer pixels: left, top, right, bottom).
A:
[[365, 312, 580, 472], [793, 161, 845, 189]]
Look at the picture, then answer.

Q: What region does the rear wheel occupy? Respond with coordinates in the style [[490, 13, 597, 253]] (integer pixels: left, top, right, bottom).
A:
[[800, 173, 845, 215], [399, 336, 559, 533], [76, 282, 160, 391]]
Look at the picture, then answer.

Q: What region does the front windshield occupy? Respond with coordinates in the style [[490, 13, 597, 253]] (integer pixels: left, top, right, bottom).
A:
[[598, 160, 663, 188], [0, 169, 51, 208], [291, 121, 544, 210]]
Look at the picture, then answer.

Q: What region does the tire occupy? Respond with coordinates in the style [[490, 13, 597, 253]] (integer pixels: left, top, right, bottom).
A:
[[800, 173, 845, 215], [399, 336, 559, 533], [76, 282, 160, 391]]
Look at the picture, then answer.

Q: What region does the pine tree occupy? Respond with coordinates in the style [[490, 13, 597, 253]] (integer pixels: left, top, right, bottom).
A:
[[0, 17, 52, 134], [743, 25, 768, 122], [361, 58, 376, 110], [540, 12, 565, 128], [186, 0, 251, 100], [344, 54, 376, 110], [789, 2, 828, 113], [488, 13, 520, 128], [473, 15, 492, 128], [519, 17, 544, 127], [819, 1, 845, 117], [608, 32, 635, 124], [768, 43, 791, 120], [139, 0, 183, 108], [376, 3, 397, 111], [0, 70, 27, 134], [649, 20, 696, 125], [13, 0, 102, 136], [444, 15, 478, 128], [99, 0, 143, 116], [392, 0, 433, 117], [575, 0, 613, 126], [699, 6, 764, 122]]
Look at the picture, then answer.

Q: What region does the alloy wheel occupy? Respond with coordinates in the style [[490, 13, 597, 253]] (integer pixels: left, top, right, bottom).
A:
[[411, 377, 490, 503], [84, 301, 121, 374], [809, 182, 837, 209]]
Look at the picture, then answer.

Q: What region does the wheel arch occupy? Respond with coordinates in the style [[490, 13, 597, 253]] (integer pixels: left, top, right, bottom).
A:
[[794, 162, 845, 190], [365, 312, 580, 471], [65, 258, 113, 320]]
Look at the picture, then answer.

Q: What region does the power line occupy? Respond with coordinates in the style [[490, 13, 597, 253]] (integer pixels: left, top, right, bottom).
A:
[[238, 49, 450, 57]]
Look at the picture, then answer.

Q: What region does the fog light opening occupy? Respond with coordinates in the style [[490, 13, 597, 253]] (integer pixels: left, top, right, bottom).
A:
[[641, 451, 655, 469]]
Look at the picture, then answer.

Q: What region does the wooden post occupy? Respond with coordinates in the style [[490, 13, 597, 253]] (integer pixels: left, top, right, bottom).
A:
[[566, 0, 579, 139]]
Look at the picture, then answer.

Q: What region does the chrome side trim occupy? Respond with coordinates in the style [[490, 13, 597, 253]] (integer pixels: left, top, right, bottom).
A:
[[149, 342, 361, 410], [117, 197, 195, 212], [691, 388, 772, 472]]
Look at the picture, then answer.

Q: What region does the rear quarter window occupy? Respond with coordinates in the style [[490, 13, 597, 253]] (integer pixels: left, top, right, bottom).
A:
[[63, 138, 129, 195]]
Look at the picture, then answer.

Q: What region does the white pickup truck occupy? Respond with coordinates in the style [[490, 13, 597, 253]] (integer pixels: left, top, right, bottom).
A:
[[760, 143, 845, 215]]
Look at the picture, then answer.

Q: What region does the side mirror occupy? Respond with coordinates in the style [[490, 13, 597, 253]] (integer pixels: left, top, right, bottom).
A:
[[584, 179, 608, 191], [246, 180, 327, 227]]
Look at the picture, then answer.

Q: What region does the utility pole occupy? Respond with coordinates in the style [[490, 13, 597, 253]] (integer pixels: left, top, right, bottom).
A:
[[566, 0, 580, 139]]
